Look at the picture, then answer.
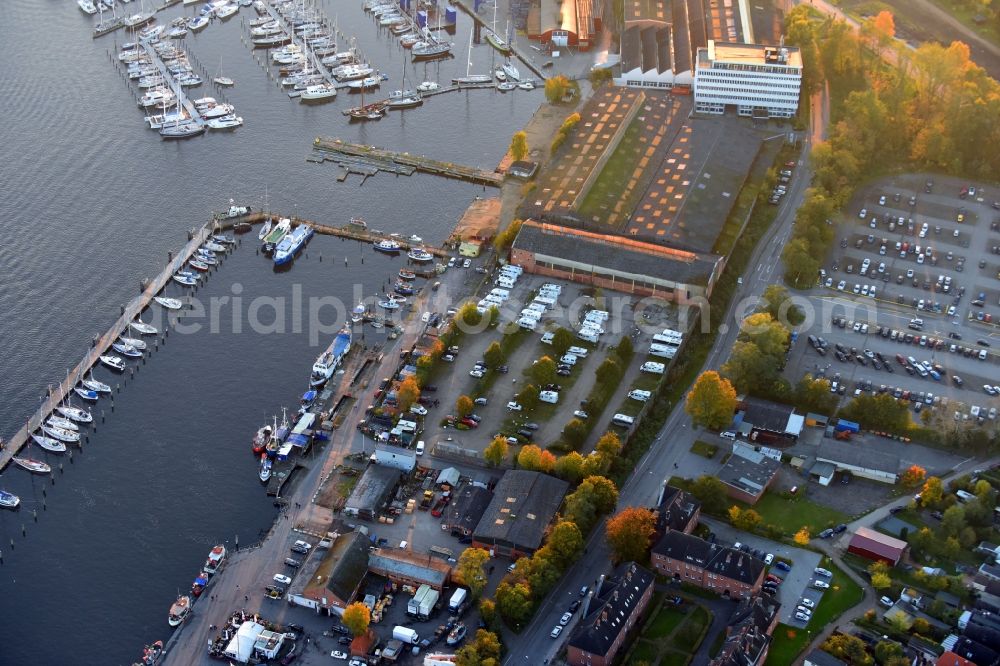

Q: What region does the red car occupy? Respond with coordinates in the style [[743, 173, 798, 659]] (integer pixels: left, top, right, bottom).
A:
[[460, 417, 479, 428]]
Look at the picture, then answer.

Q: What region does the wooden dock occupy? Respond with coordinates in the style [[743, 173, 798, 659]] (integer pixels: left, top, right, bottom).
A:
[[0, 222, 227, 472], [311, 137, 504, 187]]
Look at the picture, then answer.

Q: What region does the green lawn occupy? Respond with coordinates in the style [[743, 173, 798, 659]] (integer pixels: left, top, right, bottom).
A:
[[626, 642, 658, 665], [577, 118, 644, 226], [670, 605, 711, 650], [752, 493, 849, 536], [766, 624, 813, 665], [690, 440, 719, 459], [646, 606, 687, 639]]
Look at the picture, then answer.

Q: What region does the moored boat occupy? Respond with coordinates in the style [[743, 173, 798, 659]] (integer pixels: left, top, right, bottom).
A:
[[31, 434, 68, 454], [373, 239, 401, 253], [100, 355, 126, 372], [81, 376, 112, 394], [394, 282, 414, 296], [173, 273, 198, 286], [310, 326, 352, 387], [407, 248, 434, 262], [203, 544, 227, 575], [259, 454, 272, 482], [119, 335, 147, 351], [191, 572, 208, 597], [130, 319, 158, 335], [13, 457, 52, 474], [41, 425, 80, 444], [74, 386, 101, 402], [273, 224, 314, 266], [140, 640, 164, 666], [57, 405, 93, 423], [112, 342, 143, 358], [398, 269, 416, 280], [168, 596, 191, 627], [45, 416, 79, 432], [251, 424, 273, 455], [378, 299, 400, 310], [262, 217, 291, 254], [0, 491, 20, 510], [189, 259, 210, 272]]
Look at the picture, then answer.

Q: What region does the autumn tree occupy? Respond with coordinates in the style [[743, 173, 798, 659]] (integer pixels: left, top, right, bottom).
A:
[[595, 431, 622, 459], [456, 394, 474, 418], [606, 507, 656, 562], [690, 475, 729, 515], [517, 444, 556, 473], [528, 356, 557, 386], [544, 75, 570, 104], [900, 465, 927, 489], [547, 520, 584, 567], [920, 477, 944, 507], [396, 376, 421, 412], [479, 599, 497, 629], [869, 561, 892, 590], [564, 475, 619, 532], [459, 302, 483, 328], [342, 602, 371, 637], [761, 284, 805, 326], [728, 506, 763, 532], [484, 436, 509, 467], [685, 371, 738, 430], [515, 383, 540, 410], [794, 527, 811, 546], [484, 341, 504, 370], [941, 505, 966, 537], [554, 451, 586, 484], [723, 341, 779, 395], [509, 130, 528, 162], [456, 547, 491, 598], [874, 640, 904, 665], [551, 327, 575, 356], [562, 419, 588, 448], [822, 633, 873, 665], [495, 580, 533, 627]]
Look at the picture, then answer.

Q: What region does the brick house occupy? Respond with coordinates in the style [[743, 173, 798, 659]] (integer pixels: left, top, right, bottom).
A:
[[710, 595, 781, 665], [651, 531, 764, 599]]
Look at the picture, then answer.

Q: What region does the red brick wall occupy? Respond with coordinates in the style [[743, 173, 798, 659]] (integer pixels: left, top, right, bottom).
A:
[[651, 553, 762, 599], [566, 581, 653, 666]]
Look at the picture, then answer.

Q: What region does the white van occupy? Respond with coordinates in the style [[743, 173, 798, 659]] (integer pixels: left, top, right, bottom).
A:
[[956, 489, 976, 503], [641, 361, 666, 374], [628, 389, 651, 402], [611, 414, 635, 427], [539, 282, 560, 291], [518, 317, 538, 331], [415, 440, 425, 456], [567, 346, 589, 358], [519, 309, 542, 321], [560, 354, 578, 366], [541, 331, 555, 345], [577, 329, 599, 343], [497, 278, 515, 289], [539, 390, 559, 404]]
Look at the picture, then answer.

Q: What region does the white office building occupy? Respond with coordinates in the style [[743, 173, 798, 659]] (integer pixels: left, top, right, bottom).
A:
[[694, 41, 802, 118]]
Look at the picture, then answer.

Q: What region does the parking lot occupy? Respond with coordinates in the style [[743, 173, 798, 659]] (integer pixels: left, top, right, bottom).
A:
[[790, 174, 1000, 424]]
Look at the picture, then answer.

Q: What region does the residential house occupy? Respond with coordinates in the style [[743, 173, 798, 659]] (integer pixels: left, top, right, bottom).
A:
[[651, 530, 764, 599]]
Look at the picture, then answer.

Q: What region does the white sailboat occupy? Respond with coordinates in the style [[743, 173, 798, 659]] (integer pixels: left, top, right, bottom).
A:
[[213, 57, 235, 87]]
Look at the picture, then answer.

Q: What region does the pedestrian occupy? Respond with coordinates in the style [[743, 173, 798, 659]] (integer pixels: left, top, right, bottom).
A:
[[673, 462, 678, 469], [245, 594, 249, 602]]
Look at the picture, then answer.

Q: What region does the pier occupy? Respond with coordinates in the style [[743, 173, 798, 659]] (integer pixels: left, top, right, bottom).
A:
[[450, 0, 548, 82], [311, 137, 504, 186], [139, 39, 206, 128]]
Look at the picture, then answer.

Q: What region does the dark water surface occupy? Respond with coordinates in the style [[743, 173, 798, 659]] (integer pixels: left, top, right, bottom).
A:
[[0, 1, 535, 663]]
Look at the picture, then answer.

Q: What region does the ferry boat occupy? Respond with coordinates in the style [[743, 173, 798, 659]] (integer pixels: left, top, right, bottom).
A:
[[31, 434, 67, 454], [57, 405, 93, 423], [262, 218, 292, 254], [168, 596, 191, 627], [407, 248, 434, 263], [100, 355, 126, 372], [374, 239, 401, 254], [310, 327, 352, 387], [274, 224, 314, 266], [259, 454, 272, 483], [0, 491, 20, 510], [203, 544, 227, 575], [13, 457, 51, 474]]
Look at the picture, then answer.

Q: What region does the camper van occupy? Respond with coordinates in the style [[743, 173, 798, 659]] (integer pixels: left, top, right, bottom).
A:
[[539, 390, 559, 404], [518, 317, 538, 331], [611, 414, 635, 427], [641, 361, 666, 375], [649, 344, 677, 359]]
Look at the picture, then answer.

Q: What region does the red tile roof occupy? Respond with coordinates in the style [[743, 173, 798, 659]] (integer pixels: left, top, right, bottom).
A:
[[937, 651, 975, 666]]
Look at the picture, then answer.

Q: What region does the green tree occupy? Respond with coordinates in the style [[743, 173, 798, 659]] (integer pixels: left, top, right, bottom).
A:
[[782, 237, 822, 289], [723, 340, 777, 394], [822, 634, 874, 665], [396, 376, 421, 413], [551, 328, 575, 356], [588, 67, 613, 88], [526, 551, 562, 596], [493, 219, 524, 253], [495, 580, 533, 626], [342, 602, 372, 637], [761, 284, 805, 326], [509, 130, 528, 162], [941, 505, 966, 537], [739, 313, 790, 358], [794, 375, 837, 413], [529, 356, 557, 386], [690, 475, 729, 515], [479, 599, 497, 630], [456, 547, 491, 598], [459, 302, 483, 328], [484, 436, 509, 467], [484, 341, 504, 370], [515, 384, 540, 410], [456, 394, 474, 417], [728, 506, 763, 532], [874, 640, 905, 665], [614, 335, 634, 362], [517, 444, 556, 473], [562, 419, 588, 448], [547, 520, 584, 567], [554, 452, 586, 484], [605, 507, 655, 562], [887, 610, 911, 633], [595, 357, 623, 385], [685, 370, 738, 430], [565, 476, 619, 531], [839, 393, 911, 433]]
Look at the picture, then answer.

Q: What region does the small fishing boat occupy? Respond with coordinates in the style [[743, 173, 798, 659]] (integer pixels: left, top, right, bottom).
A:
[[394, 282, 414, 296], [497, 81, 517, 92], [203, 544, 227, 575], [191, 572, 208, 597], [378, 299, 400, 310], [398, 269, 416, 280], [130, 319, 158, 335], [351, 301, 366, 323], [168, 595, 191, 628], [251, 424, 273, 455], [0, 491, 20, 510], [13, 457, 52, 475], [407, 248, 434, 263], [100, 355, 126, 372], [259, 454, 272, 482], [189, 259, 210, 272], [57, 406, 93, 423], [154, 296, 183, 310], [74, 386, 100, 402], [373, 239, 401, 254], [518, 81, 535, 90], [112, 342, 143, 358], [140, 640, 164, 666], [173, 273, 198, 286], [32, 434, 68, 453], [416, 81, 440, 92], [41, 425, 80, 444], [45, 416, 79, 432], [81, 376, 111, 394], [119, 335, 147, 351]]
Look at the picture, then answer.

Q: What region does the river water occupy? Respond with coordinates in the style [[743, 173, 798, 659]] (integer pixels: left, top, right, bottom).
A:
[[0, 1, 536, 663]]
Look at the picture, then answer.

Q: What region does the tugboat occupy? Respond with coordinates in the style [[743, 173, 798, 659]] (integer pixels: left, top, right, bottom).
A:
[[168, 595, 191, 627], [203, 544, 227, 575]]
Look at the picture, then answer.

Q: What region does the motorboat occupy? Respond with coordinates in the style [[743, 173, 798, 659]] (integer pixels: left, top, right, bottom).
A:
[[200, 106, 235, 120], [188, 15, 209, 31], [46, 416, 79, 432], [251, 424, 272, 455], [446, 622, 467, 646], [518, 81, 535, 90], [311, 327, 352, 387], [130, 319, 158, 335], [274, 224, 314, 266], [215, 3, 238, 19], [407, 248, 434, 262], [259, 454, 272, 482], [139, 25, 164, 40], [168, 596, 191, 627], [497, 81, 516, 92], [173, 273, 198, 286], [257, 218, 273, 241], [210, 234, 235, 246], [351, 301, 366, 323], [398, 269, 416, 280], [394, 282, 414, 296], [81, 377, 111, 394], [262, 218, 291, 253], [347, 77, 380, 91], [57, 406, 93, 423], [0, 491, 20, 510], [160, 122, 205, 139], [378, 299, 400, 310], [112, 342, 143, 358], [502, 61, 521, 81], [100, 355, 126, 372], [118, 335, 147, 351], [494, 68, 506, 82], [300, 84, 337, 101], [191, 572, 208, 597], [416, 81, 440, 92], [333, 64, 374, 81], [373, 239, 401, 253], [203, 544, 227, 575], [138, 89, 176, 109], [409, 234, 423, 243], [13, 458, 51, 475], [140, 641, 164, 666], [189, 259, 210, 272], [168, 26, 188, 39], [32, 434, 68, 454], [207, 115, 242, 129], [74, 386, 100, 402], [42, 425, 80, 444], [78, 0, 98, 14]]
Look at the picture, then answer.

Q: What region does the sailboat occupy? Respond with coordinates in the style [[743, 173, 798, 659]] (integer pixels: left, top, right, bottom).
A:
[[159, 79, 204, 139], [502, 60, 521, 81], [346, 77, 386, 121], [257, 217, 273, 241], [411, 8, 451, 60], [386, 56, 422, 109], [213, 57, 235, 87], [453, 28, 491, 86], [484, 4, 512, 55]]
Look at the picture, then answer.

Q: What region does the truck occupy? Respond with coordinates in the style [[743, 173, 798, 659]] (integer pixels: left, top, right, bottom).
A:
[[408, 585, 431, 616], [419, 589, 439, 619], [449, 588, 468, 613], [393, 626, 420, 645], [419, 490, 434, 510]]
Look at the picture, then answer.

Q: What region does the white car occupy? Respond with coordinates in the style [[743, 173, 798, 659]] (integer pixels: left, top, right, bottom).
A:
[[764, 553, 774, 565], [572, 410, 588, 419], [814, 567, 832, 577], [421, 312, 431, 323], [560, 612, 572, 626], [273, 573, 292, 586], [880, 596, 894, 608], [799, 598, 815, 609], [469, 369, 484, 378], [859, 208, 868, 218], [331, 651, 348, 660], [550, 625, 563, 638], [796, 605, 813, 616], [813, 580, 830, 590], [795, 612, 810, 622], [837, 280, 846, 291], [507, 401, 523, 412], [463, 258, 472, 268], [410, 404, 428, 415]]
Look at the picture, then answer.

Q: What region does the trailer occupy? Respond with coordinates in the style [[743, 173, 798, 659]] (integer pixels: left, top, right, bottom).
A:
[[408, 585, 431, 616], [419, 589, 439, 619], [835, 419, 860, 433]]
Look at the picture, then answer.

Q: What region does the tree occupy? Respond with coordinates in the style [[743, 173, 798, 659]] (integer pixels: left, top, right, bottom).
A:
[[554, 452, 586, 484], [515, 383, 540, 410], [685, 371, 738, 430], [761, 284, 805, 326], [911, 617, 931, 636], [565, 476, 619, 531], [874, 640, 904, 665], [595, 357, 623, 385], [794, 527, 811, 545], [547, 520, 584, 567], [494, 580, 533, 626], [690, 475, 729, 515], [529, 356, 557, 386], [588, 67, 613, 88], [562, 419, 588, 448], [887, 610, 911, 633], [920, 477, 944, 507], [493, 219, 524, 253], [552, 328, 574, 356], [517, 444, 556, 473], [484, 341, 504, 370], [484, 436, 509, 467], [459, 302, 483, 328], [471, 629, 502, 662], [509, 130, 528, 162], [941, 504, 966, 537], [822, 634, 873, 665], [781, 237, 821, 289], [342, 602, 371, 637], [900, 464, 927, 489], [606, 507, 655, 562], [544, 75, 570, 104], [728, 506, 763, 532], [795, 375, 837, 414], [595, 431, 622, 459], [526, 551, 562, 596], [839, 393, 911, 433], [396, 376, 421, 413], [456, 394, 474, 418], [871, 571, 892, 590], [456, 547, 491, 598], [479, 599, 497, 629], [739, 313, 790, 358], [723, 340, 778, 394]]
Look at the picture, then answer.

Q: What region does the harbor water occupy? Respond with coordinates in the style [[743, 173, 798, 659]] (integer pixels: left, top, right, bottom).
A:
[[0, 1, 537, 664]]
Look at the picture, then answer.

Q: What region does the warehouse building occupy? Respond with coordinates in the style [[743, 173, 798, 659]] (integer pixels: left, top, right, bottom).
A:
[[367, 549, 452, 591], [287, 531, 370, 615], [734, 397, 804, 445], [343, 465, 402, 520], [815, 440, 900, 484], [472, 470, 569, 559], [718, 443, 781, 505], [847, 527, 908, 566]]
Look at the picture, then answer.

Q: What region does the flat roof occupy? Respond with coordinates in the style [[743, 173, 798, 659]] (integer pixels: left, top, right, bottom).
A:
[[718, 447, 779, 497], [473, 470, 569, 551], [702, 41, 803, 68], [817, 440, 900, 475]]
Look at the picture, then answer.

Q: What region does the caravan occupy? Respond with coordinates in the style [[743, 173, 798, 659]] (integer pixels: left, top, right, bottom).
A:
[[649, 344, 677, 359], [518, 317, 538, 331]]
